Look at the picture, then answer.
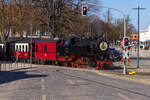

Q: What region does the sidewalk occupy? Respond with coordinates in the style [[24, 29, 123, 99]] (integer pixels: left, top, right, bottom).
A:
[[95, 62, 150, 85]]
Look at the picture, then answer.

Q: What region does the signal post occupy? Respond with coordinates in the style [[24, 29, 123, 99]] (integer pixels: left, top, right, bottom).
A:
[[121, 37, 131, 74]]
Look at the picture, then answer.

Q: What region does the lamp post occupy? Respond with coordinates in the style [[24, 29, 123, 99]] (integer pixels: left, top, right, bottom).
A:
[[85, 2, 127, 74], [30, 24, 32, 68], [133, 6, 145, 68]]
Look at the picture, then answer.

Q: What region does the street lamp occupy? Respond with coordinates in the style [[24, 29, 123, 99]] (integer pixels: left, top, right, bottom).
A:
[[133, 6, 145, 69], [30, 24, 32, 68], [85, 2, 127, 74]]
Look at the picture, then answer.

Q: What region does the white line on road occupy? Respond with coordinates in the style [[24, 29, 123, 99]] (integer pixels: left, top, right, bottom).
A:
[[42, 94, 46, 100], [41, 85, 45, 90], [41, 79, 45, 83], [118, 93, 131, 100], [67, 79, 75, 85], [41, 79, 45, 90]]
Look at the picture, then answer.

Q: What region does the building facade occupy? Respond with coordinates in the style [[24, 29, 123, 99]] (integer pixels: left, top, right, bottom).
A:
[[140, 26, 150, 42], [129, 33, 139, 45]]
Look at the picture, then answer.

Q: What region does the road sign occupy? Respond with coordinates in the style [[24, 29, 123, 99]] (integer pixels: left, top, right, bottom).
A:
[[121, 41, 131, 63], [132, 43, 136, 46], [121, 49, 131, 62]]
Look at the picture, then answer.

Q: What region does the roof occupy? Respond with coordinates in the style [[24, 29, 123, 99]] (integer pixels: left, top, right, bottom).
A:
[[11, 38, 58, 43]]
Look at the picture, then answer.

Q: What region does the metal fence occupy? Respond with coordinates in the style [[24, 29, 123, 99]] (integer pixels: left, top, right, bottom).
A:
[[130, 48, 150, 58], [0, 61, 32, 72]]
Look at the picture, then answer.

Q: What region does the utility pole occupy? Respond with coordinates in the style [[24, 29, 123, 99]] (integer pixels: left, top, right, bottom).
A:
[[133, 6, 145, 68], [53, 0, 55, 36], [30, 24, 32, 68]]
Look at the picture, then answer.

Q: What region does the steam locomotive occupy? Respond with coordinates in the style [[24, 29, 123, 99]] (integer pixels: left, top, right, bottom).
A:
[[0, 35, 113, 70]]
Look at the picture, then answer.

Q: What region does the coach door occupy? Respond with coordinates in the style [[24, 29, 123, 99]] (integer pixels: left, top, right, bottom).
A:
[[32, 43, 35, 57]]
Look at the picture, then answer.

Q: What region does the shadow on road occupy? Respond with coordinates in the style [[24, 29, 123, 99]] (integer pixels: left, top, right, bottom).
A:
[[111, 66, 123, 70], [0, 70, 48, 85]]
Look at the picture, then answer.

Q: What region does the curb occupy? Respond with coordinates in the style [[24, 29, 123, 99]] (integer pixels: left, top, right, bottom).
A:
[[95, 71, 150, 85]]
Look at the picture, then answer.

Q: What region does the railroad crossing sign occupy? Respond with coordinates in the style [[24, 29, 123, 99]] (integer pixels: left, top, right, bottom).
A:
[[121, 49, 131, 62], [121, 37, 131, 62]]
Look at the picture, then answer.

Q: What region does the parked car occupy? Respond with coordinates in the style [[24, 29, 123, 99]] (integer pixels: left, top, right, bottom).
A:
[[108, 48, 123, 61]]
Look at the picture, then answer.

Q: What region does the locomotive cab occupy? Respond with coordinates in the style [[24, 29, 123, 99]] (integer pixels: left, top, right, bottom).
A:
[[57, 36, 91, 57]]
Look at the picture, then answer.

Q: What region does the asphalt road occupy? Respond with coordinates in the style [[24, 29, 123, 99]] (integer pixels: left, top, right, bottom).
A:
[[0, 65, 150, 100]]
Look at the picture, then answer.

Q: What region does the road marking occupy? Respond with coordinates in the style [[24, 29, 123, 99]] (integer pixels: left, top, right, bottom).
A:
[[41, 85, 45, 90], [41, 79, 45, 83], [118, 93, 131, 100], [41, 79, 45, 90], [42, 94, 46, 100], [67, 79, 75, 85]]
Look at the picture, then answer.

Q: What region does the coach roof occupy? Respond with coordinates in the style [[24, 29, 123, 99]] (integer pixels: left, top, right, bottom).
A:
[[13, 38, 58, 43]]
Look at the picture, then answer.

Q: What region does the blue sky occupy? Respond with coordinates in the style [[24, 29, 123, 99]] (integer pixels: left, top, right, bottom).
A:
[[95, 0, 150, 30]]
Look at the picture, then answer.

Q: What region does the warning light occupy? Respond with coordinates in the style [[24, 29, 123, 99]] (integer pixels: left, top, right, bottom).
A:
[[124, 37, 129, 47], [82, 6, 88, 16], [83, 7, 87, 11]]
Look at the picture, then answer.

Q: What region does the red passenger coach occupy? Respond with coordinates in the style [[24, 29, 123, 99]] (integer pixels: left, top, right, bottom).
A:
[[14, 43, 30, 59], [12, 38, 35, 62], [35, 40, 57, 62]]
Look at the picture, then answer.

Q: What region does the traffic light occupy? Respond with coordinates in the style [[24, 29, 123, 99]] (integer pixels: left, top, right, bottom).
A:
[[124, 37, 129, 47], [82, 6, 88, 16]]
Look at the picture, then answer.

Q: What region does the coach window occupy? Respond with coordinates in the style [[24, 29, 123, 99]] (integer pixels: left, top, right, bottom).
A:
[[20, 45, 21, 52], [16, 45, 18, 51], [36, 45, 38, 52], [22, 45, 24, 52], [44, 45, 47, 53], [17, 45, 19, 51], [19, 45, 21, 52], [26, 45, 28, 52]]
